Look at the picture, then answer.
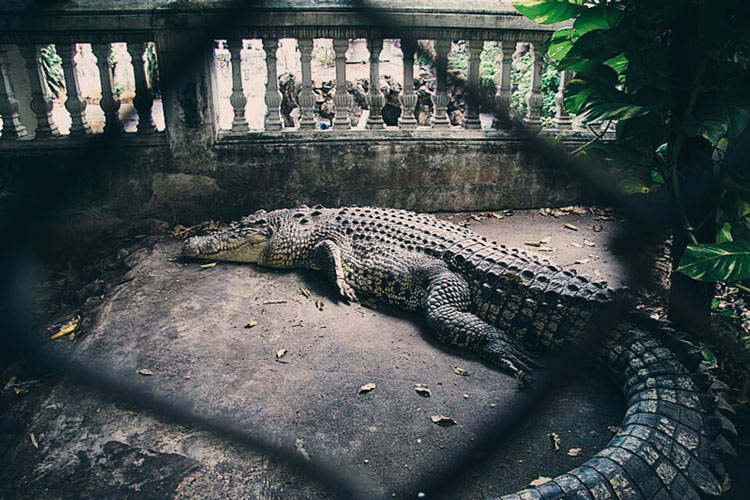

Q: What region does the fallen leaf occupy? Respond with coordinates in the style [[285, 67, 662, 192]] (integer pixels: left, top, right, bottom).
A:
[[359, 382, 376, 394], [564, 223, 579, 231], [430, 415, 457, 426], [315, 300, 325, 311], [491, 213, 504, 219], [583, 239, 596, 247], [263, 299, 288, 305], [453, 366, 470, 376], [574, 259, 590, 264], [524, 241, 542, 247], [549, 432, 561, 451], [529, 476, 553, 487], [538, 208, 552, 216], [503, 210, 514, 216], [276, 348, 287, 360], [538, 247, 555, 252], [414, 384, 432, 397], [30, 433, 39, 449], [540, 236, 552, 244], [244, 319, 258, 328], [299, 288, 311, 299], [199, 261, 217, 269], [567, 447, 582, 457], [137, 368, 153, 376], [570, 242, 584, 248], [50, 315, 80, 340], [593, 224, 603, 232]]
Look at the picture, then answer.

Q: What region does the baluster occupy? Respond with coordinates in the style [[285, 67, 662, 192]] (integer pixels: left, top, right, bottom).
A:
[[398, 38, 418, 130], [552, 69, 572, 129], [227, 39, 249, 133], [126, 42, 156, 134], [366, 37, 384, 129], [0, 47, 27, 139], [494, 40, 515, 130], [92, 42, 123, 135], [298, 39, 316, 130], [18, 44, 60, 138], [523, 43, 544, 128], [332, 38, 351, 129], [58, 43, 91, 136], [431, 39, 451, 129], [465, 39, 483, 130], [262, 38, 283, 131]]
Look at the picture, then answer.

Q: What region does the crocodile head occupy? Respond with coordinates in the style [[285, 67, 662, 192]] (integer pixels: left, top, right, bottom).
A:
[[182, 210, 272, 263]]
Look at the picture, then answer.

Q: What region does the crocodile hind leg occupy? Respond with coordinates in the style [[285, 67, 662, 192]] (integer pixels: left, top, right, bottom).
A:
[[423, 270, 540, 384]]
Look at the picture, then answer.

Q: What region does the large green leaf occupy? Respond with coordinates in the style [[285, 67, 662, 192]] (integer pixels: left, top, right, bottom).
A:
[[572, 4, 625, 35], [547, 28, 577, 64], [512, 0, 586, 25], [677, 240, 750, 282]]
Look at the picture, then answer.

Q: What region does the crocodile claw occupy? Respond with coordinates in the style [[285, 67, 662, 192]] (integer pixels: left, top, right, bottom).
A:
[[337, 279, 358, 302]]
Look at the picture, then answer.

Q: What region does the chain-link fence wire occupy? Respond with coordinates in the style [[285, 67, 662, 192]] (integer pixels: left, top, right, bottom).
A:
[[0, 1, 740, 499]]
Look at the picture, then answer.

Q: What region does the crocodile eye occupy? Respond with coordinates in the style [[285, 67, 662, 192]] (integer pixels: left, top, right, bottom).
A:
[[255, 218, 268, 225]]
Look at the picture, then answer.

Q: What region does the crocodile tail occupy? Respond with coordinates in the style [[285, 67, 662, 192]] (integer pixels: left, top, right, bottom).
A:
[[498, 316, 732, 500]]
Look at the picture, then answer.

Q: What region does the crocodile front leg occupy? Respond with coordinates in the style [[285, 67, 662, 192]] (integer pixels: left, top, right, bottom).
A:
[[311, 240, 358, 302], [423, 270, 540, 385]]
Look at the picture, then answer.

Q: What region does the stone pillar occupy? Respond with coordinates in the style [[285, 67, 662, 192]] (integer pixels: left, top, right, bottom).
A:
[[494, 40, 515, 130], [398, 38, 418, 130], [332, 38, 351, 129], [298, 38, 316, 130], [126, 42, 156, 134], [18, 44, 59, 138], [431, 39, 451, 129], [365, 37, 383, 129], [227, 39, 249, 133], [552, 69, 572, 129], [0, 46, 27, 139], [465, 39, 483, 130], [523, 43, 544, 128], [92, 42, 123, 135], [58, 43, 91, 137], [262, 38, 283, 131]]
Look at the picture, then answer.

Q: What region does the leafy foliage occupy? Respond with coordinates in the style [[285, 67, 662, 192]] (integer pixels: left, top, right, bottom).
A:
[[41, 45, 65, 99], [514, 0, 750, 289]]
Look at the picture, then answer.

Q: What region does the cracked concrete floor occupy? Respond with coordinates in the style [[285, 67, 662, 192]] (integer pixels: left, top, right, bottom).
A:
[[2, 208, 635, 499]]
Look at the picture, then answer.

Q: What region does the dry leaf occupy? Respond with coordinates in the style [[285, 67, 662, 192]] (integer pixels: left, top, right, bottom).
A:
[[299, 288, 311, 299], [199, 261, 217, 269], [575, 259, 590, 265], [315, 300, 325, 311], [538, 247, 555, 253], [583, 239, 596, 247], [359, 382, 376, 394], [137, 368, 153, 376], [524, 241, 542, 247], [564, 223, 579, 231], [567, 447, 582, 457], [570, 242, 584, 248], [30, 433, 39, 449], [244, 319, 258, 328], [414, 384, 432, 397], [540, 236, 551, 244], [538, 208, 552, 216], [529, 476, 553, 487], [50, 315, 80, 340], [491, 212, 504, 219], [276, 349, 287, 360], [430, 415, 457, 426], [453, 366, 470, 376], [549, 432, 561, 451], [263, 299, 287, 305]]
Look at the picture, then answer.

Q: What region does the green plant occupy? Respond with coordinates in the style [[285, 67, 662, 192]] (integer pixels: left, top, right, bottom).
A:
[[513, 0, 750, 331], [40, 45, 65, 99], [510, 51, 560, 119], [146, 42, 161, 99]]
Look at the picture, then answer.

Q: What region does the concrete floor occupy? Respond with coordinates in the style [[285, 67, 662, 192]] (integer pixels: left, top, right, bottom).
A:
[[2, 208, 631, 499]]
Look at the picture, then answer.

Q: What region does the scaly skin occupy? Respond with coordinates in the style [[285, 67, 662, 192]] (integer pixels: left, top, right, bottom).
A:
[[183, 206, 731, 500]]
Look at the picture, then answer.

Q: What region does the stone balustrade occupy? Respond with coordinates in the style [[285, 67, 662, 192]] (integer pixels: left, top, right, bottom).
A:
[[0, 1, 579, 144]]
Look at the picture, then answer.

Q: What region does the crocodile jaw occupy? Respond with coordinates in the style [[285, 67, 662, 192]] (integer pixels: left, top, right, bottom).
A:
[[182, 233, 269, 263]]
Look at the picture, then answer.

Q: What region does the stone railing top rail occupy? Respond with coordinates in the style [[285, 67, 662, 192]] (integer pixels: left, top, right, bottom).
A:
[[0, 0, 567, 41]]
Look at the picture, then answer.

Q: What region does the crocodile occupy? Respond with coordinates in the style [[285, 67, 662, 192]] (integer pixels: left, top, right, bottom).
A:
[[182, 205, 733, 500]]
